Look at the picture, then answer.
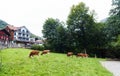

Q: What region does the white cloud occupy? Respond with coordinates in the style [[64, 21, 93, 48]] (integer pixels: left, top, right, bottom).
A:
[[0, 0, 112, 37]]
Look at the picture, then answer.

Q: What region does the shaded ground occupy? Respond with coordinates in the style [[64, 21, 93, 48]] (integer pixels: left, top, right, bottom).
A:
[[100, 61, 120, 76]]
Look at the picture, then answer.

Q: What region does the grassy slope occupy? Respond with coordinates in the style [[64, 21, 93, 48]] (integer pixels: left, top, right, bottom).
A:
[[0, 48, 112, 76]]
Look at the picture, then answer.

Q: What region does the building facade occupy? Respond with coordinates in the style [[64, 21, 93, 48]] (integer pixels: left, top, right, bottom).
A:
[[8, 25, 34, 47], [14, 26, 31, 42], [0, 19, 38, 48], [0, 20, 11, 48]]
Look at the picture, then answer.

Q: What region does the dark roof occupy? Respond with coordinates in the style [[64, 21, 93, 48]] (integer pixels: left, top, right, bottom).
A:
[[0, 19, 8, 30], [8, 25, 31, 33], [7, 25, 20, 30]]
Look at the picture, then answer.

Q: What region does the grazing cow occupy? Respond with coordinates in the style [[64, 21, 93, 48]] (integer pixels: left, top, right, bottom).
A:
[[83, 53, 88, 57], [41, 50, 50, 55], [29, 50, 39, 58], [76, 53, 84, 57], [76, 53, 88, 58], [67, 52, 73, 57]]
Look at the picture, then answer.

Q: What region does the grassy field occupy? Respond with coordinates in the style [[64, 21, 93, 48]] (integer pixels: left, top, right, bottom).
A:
[[0, 48, 112, 76]]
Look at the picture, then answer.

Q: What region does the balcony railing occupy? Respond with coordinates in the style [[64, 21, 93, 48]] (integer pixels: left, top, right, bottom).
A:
[[17, 31, 30, 34]]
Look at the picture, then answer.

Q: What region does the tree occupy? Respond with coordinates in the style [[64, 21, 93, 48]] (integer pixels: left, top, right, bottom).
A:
[[42, 18, 59, 50], [42, 18, 68, 52], [100, 0, 120, 59], [67, 2, 97, 52], [55, 24, 68, 53], [93, 23, 108, 48], [105, 0, 120, 47], [110, 0, 120, 16]]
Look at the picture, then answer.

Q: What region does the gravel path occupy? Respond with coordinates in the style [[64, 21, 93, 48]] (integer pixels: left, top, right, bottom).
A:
[[100, 61, 120, 76]]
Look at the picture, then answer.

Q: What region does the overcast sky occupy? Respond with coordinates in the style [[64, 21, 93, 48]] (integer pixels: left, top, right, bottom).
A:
[[0, 0, 112, 37]]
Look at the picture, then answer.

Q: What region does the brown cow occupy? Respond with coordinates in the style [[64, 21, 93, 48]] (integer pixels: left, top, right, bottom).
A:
[[29, 50, 39, 58], [67, 52, 73, 57], [76, 53, 88, 58], [76, 53, 84, 57], [83, 53, 88, 57], [41, 50, 50, 55]]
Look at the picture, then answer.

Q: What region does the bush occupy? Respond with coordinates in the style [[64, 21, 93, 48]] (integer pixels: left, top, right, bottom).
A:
[[31, 44, 44, 51], [87, 47, 120, 59]]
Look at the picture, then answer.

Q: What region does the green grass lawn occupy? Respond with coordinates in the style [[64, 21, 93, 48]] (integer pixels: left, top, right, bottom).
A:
[[0, 48, 112, 76]]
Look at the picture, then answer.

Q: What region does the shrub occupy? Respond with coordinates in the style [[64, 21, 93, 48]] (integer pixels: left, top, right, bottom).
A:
[[31, 44, 44, 51]]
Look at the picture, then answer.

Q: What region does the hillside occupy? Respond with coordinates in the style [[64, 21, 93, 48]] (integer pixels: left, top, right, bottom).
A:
[[0, 48, 112, 76]]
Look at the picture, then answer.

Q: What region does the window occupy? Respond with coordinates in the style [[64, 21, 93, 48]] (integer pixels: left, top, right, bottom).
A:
[[18, 33, 21, 35], [22, 30, 25, 33], [23, 34, 25, 36], [14, 33, 16, 36], [27, 38, 29, 40], [26, 30, 29, 33], [19, 29, 21, 32]]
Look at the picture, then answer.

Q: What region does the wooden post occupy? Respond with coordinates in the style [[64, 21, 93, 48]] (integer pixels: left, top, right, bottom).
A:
[[84, 49, 87, 54], [95, 54, 97, 58]]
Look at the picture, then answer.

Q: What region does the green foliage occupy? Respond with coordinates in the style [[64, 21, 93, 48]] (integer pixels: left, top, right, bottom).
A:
[[0, 48, 113, 76], [110, 0, 120, 16], [55, 25, 68, 53], [30, 33, 41, 39], [41, 1, 120, 58], [105, 16, 120, 40], [42, 2, 109, 54], [93, 23, 108, 48], [109, 35, 120, 48], [31, 44, 44, 51], [105, 0, 120, 48], [42, 18, 68, 52], [67, 2, 104, 51], [42, 18, 59, 39], [42, 18, 60, 50]]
